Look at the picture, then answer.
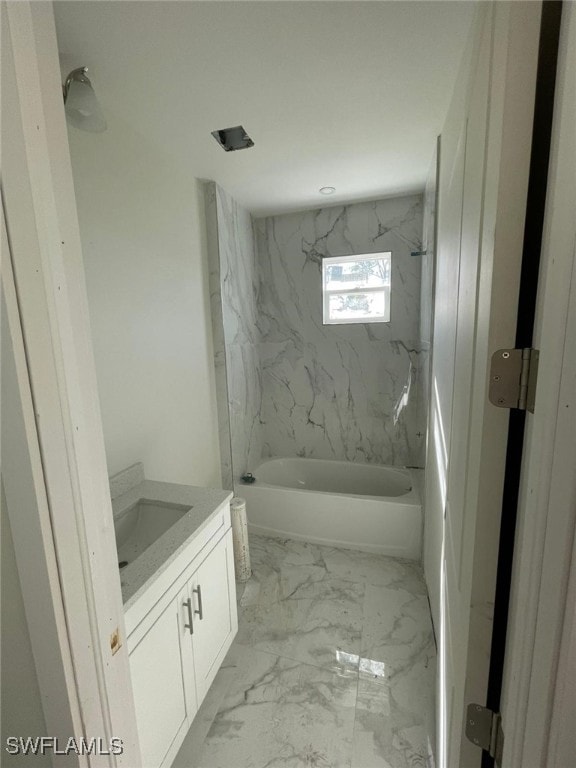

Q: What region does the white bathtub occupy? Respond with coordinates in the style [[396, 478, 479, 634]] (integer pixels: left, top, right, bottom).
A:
[[237, 458, 422, 559]]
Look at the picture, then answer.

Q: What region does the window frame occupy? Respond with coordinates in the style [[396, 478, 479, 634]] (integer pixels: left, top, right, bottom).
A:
[[321, 251, 392, 325]]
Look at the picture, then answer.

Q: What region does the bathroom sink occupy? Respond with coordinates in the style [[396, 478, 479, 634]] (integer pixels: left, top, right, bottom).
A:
[[114, 499, 192, 567]]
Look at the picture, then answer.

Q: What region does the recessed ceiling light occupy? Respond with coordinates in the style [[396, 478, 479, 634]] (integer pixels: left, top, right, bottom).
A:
[[319, 186, 336, 195]]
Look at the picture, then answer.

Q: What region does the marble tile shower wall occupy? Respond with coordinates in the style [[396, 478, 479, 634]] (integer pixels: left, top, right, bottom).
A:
[[205, 183, 263, 488], [205, 184, 233, 488], [255, 195, 425, 467]]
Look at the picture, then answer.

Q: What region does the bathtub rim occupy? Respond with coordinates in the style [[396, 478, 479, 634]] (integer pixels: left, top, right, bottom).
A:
[[238, 457, 420, 505]]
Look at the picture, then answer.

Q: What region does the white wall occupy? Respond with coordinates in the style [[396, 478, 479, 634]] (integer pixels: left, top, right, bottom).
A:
[[66, 112, 221, 487]]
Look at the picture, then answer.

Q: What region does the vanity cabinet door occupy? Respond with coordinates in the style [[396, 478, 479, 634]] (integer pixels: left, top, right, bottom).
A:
[[190, 528, 237, 700], [129, 586, 197, 768]]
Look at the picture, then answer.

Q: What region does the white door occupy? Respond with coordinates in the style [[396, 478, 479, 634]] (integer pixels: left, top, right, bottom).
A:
[[129, 587, 195, 768], [190, 531, 235, 700], [425, 4, 542, 766]]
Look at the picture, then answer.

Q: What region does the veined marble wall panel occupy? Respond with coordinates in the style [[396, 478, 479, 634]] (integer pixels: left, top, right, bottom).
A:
[[205, 183, 233, 489], [255, 195, 425, 467], [227, 342, 263, 477], [215, 185, 259, 345], [205, 182, 263, 486]]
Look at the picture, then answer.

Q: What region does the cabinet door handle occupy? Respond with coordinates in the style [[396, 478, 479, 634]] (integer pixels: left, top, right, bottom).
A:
[[183, 598, 194, 635], [193, 585, 203, 620]]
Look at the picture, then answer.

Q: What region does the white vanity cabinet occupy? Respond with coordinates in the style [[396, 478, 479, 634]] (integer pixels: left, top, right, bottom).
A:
[[128, 585, 196, 768], [125, 504, 237, 768], [183, 530, 236, 701]]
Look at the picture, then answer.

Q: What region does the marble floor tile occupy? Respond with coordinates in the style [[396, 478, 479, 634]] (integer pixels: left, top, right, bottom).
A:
[[189, 534, 435, 768], [361, 584, 434, 665], [172, 663, 238, 768], [194, 645, 357, 768], [319, 545, 427, 593], [236, 566, 364, 676], [352, 670, 435, 768], [352, 709, 408, 768], [235, 535, 364, 675], [355, 582, 436, 767], [248, 535, 326, 570]]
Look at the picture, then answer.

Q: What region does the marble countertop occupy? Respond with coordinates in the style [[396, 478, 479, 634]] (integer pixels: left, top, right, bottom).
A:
[[113, 479, 232, 611]]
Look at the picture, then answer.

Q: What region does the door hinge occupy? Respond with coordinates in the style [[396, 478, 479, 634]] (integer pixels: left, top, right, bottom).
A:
[[466, 703, 504, 765], [489, 348, 539, 413]]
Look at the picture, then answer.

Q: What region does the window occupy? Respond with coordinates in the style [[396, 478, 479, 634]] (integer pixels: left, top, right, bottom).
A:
[[322, 252, 391, 324]]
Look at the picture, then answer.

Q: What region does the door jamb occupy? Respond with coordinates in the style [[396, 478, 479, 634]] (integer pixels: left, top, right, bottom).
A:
[[500, 2, 576, 764], [3, 2, 141, 763], [482, 4, 563, 754], [2, 195, 85, 764]]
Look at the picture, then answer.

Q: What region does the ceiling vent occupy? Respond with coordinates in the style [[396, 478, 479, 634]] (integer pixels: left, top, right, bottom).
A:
[[211, 125, 254, 152]]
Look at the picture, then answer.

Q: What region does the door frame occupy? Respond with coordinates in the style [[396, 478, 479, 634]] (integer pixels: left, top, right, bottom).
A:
[[501, 2, 576, 765], [483, 0, 563, 749], [2, 195, 85, 764], [2, 2, 141, 764]]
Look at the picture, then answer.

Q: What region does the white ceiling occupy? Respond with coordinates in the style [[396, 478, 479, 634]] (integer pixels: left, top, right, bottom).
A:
[[54, 1, 475, 217]]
